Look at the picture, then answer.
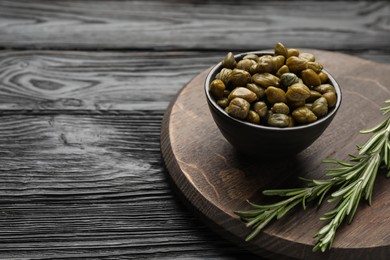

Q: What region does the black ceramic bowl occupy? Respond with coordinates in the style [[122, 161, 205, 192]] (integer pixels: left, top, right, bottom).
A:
[[204, 51, 342, 158]]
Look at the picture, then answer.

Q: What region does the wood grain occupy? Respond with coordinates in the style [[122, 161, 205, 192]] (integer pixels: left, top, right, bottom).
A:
[[0, 51, 222, 112], [0, 50, 389, 115], [0, 50, 260, 259], [161, 50, 390, 259], [0, 113, 258, 259], [0, 0, 389, 259], [0, 0, 389, 55]]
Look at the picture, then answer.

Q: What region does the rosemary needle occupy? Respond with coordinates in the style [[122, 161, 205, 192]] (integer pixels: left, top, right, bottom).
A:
[[235, 100, 390, 252]]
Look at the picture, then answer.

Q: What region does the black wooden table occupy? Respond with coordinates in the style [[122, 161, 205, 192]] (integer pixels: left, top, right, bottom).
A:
[[0, 1, 389, 259]]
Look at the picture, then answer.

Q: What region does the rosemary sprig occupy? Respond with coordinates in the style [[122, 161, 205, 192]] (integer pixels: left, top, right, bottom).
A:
[[235, 100, 390, 252]]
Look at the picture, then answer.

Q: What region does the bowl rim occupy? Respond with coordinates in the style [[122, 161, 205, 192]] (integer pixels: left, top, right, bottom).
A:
[[204, 50, 342, 132]]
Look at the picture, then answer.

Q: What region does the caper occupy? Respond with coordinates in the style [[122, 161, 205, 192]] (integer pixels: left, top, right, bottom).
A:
[[221, 52, 237, 69], [223, 89, 230, 97], [314, 84, 336, 94], [247, 110, 260, 124], [271, 102, 290, 115], [246, 83, 265, 99], [312, 97, 328, 117], [225, 97, 250, 119], [236, 59, 255, 72], [243, 53, 259, 62], [307, 90, 322, 102], [288, 100, 306, 109], [249, 64, 259, 75], [228, 69, 251, 86], [272, 55, 285, 72], [287, 48, 300, 58], [252, 73, 280, 88], [286, 56, 308, 74], [305, 103, 313, 110], [265, 86, 287, 104], [301, 68, 321, 87], [275, 42, 288, 58], [209, 79, 225, 99], [280, 73, 299, 88], [253, 101, 268, 117], [307, 62, 323, 73], [299, 52, 315, 62], [318, 71, 329, 84], [286, 83, 311, 102], [268, 113, 290, 128], [217, 98, 229, 108], [215, 68, 232, 85], [255, 56, 275, 73], [228, 87, 257, 103], [323, 92, 337, 108], [276, 65, 289, 78], [292, 106, 317, 124]]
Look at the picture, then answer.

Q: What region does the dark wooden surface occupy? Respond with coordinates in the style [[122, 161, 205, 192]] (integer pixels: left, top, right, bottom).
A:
[[161, 51, 390, 259], [0, 1, 389, 259]]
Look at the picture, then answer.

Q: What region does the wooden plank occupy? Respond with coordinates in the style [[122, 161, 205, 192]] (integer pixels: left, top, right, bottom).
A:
[[0, 51, 222, 112], [0, 113, 258, 259], [0, 0, 388, 52], [0, 50, 389, 114]]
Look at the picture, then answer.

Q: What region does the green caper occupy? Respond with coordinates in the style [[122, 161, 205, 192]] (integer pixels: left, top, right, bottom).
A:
[[286, 56, 308, 74], [318, 71, 329, 84], [217, 98, 229, 108], [301, 68, 321, 87], [271, 102, 290, 115], [299, 52, 315, 62], [288, 100, 306, 109], [228, 87, 257, 103], [247, 110, 260, 124], [225, 97, 250, 119], [323, 92, 337, 108], [255, 56, 275, 73], [312, 97, 328, 117], [221, 52, 237, 69], [215, 68, 232, 85], [265, 86, 287, 104], [252, 73, 280, 88], [307, 62, 323, 73], [246, 83, 265, 99], [253, 101, 268, 117], [286, 83, 311, 102], [243, 53, 260, 62], [209, 79, 225, 99], [287, 48, 300, 58], [236, 59, 255, 72], [280, 73, 299, 88], [268, 113, 290, 127], [228, 69, 252, 86], [314, 84, 336, 94], [292, 106, 317, 124], [272, 55, 285, 72], [276, 65, 290, 78], [275, 42, 288, 58], [305, 103, 313, 110], [307, 90, 322, 102]]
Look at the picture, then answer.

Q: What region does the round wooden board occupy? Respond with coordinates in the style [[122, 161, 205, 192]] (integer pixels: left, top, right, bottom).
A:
[[161, 50, 390, 259]]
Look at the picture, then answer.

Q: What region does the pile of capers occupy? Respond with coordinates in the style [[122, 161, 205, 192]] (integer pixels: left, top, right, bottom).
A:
[[209, 42, 337, 127]]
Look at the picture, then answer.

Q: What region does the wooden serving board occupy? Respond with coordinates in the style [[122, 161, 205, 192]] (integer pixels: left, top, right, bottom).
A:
[[161, 50, 390, 259]]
